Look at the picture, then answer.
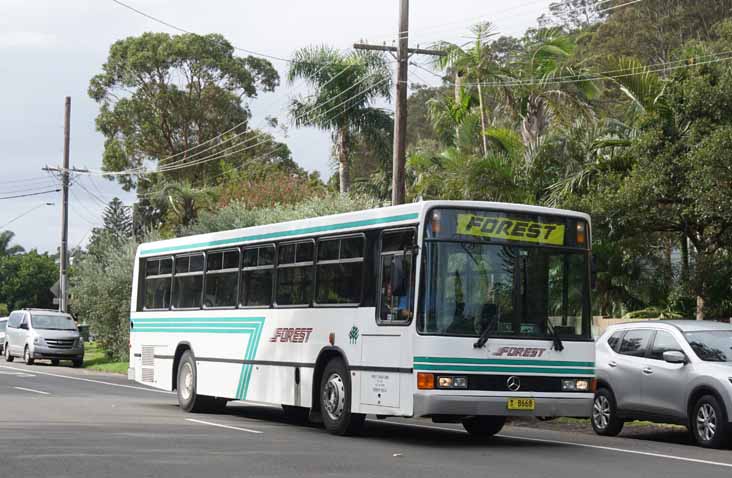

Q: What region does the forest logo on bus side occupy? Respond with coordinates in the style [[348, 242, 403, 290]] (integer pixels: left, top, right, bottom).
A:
[[348, 326, 359, 344]]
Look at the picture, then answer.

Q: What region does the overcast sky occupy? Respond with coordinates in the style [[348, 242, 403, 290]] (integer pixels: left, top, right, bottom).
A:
[[0, 0, 553, 253]]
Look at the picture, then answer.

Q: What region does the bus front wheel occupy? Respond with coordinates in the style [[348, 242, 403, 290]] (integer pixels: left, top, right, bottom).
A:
[[462, 416, 506, 439], [177, 351, 223, 413], [319, 358, 365, 435]]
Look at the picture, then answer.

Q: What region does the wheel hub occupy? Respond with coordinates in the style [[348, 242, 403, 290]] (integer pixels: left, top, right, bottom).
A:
[[322, 372, 346, 421], [180, 363, 193, 401], [696, 403, 717, 442], [593, 395, 610, 430]]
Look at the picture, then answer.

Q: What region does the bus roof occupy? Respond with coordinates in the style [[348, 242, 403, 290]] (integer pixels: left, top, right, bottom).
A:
[[136, 200, 590, 258]]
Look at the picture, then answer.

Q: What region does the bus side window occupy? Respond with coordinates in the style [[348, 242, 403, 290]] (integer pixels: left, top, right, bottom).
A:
[[378, 229, 416, 323]]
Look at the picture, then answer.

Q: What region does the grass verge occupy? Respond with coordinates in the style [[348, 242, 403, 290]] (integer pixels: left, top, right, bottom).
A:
[[83, 342, 128, 374]]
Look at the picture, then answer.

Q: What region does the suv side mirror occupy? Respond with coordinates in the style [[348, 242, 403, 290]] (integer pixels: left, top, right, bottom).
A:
[[663, 350, 687, 364], [19, 323, 28, 330]]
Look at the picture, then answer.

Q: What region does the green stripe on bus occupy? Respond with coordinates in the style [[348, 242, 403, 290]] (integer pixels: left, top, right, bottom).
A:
[[139, 212, 420, 257], [413, 364, 594, 375], [414, 356, 594, 368], [130, 316, 265, 400]]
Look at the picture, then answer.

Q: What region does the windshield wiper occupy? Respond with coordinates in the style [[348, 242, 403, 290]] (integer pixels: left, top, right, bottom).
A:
[[545, 320, 564, 352], [473, 315, 499, 349]]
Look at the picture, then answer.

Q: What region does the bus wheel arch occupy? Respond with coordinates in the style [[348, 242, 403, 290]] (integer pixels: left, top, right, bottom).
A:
[[172, 342, 194, 391], [311, 347, 350, 415]]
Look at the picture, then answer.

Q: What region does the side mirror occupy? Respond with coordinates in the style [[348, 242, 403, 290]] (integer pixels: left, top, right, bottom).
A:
[[19, 323, 28, 330], [663, 350, 687, 364]]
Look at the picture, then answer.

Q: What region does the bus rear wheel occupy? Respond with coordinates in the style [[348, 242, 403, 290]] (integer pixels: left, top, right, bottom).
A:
[[319, 358, 364, 436], [462, 416, 506, 439], [176, 351, 224, 413]]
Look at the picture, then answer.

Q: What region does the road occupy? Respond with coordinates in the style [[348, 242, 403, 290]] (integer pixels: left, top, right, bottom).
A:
[[1, 361, 731, 478]]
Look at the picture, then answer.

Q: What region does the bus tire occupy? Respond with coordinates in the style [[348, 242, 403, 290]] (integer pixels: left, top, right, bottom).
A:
[[177, 351, 210, 413], [462, 416, 506, 439], [319, 358, 365, 436]]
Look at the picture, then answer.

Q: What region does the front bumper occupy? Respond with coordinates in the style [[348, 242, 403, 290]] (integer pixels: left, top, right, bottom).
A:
[[31, 345, 83, 359], [413, 392, 593, 418]]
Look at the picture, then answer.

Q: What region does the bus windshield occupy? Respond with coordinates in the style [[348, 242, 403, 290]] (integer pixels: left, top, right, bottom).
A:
[[418, 209, 591, 340]]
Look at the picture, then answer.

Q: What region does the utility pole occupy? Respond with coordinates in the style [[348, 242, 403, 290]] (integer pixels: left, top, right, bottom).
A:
[[355, 0, 445, 206], [42, 97, 89, 313]]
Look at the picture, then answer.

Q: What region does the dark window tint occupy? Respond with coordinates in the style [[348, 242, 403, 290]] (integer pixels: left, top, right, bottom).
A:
[[379, 253, 415, 322], [278, 243, 296, 264], [145, 277, 171, 309], [341, 236, 364, 259], [241, 269, 274, 307], [205, 272, 238, 308], [382, 230, 415, 253], [317, 263, 363, 304], [649, 331, 683, 360], [318, 239, 339, 261], [159, 258, 172, 275], [145, 259, 160, 277], [276, 266, 313, 305], [173, 275, 203, 309], [207, 252, 223, 271], [619, 329, 653, 357], [176, 256, 190, 274], [189, 254, 204, 272], [223, 250, 239, 269], [607, 331, 624, 352], [259, 246, 275, 266], [296, 241, 314, 263], [242, 248, 258, 268]]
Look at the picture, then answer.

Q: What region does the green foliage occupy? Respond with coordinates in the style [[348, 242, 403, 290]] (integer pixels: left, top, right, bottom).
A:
[[0, 251, 57, 311], [89, 32, 279, 191], [0, 304, 8, 317]]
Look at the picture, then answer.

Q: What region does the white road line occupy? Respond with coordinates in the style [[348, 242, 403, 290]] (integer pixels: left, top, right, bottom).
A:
[[13, 386, 50, 395], [369, 420, 732, 469], [496, 433, 732, 469], [0, 371, 35, 377], [185, 418, 263, 434], [0, 366, 173, 395]]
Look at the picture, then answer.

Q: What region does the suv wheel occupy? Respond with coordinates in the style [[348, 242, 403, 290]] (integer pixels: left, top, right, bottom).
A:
[[4, 344, 13, 362], [691, 395, 730, 449], [24, 346, 34, 365], [592, 388, 624, 436]]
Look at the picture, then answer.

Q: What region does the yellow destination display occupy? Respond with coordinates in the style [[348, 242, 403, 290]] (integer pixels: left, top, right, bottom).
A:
[[457, 214, 565, 245], [507, 398, 536, 411]]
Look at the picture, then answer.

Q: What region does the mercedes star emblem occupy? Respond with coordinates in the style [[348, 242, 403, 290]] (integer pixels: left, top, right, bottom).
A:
[[507, 376, 521, 392]]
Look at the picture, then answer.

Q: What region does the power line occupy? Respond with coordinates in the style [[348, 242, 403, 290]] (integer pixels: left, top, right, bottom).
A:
[[0, 189, 61, 201], [0, 203, 54, 230], [597, 0, 645, 15], [109, 0, 291, 63]]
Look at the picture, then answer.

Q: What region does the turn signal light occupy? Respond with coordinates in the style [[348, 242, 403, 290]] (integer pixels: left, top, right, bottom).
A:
[[417, 372, 435, 390], [576, 222, 587, 245]]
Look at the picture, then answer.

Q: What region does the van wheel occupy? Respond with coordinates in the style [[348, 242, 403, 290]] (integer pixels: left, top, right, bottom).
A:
[[462, 416, 506, 439], [592, 388, 624, 436], [4, 344, 13, 362], [72, 358, 83, 368], [691, 395, 730, 449], [24, 346, 34, 365], [319, 358, 364, 435]]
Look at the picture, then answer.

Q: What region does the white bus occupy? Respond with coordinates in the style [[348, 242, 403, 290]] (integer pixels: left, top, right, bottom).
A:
[[129, 201, 595, 437]]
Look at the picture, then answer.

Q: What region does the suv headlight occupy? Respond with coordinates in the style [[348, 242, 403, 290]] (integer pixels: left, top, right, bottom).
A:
[[33, 336, 44, 345]]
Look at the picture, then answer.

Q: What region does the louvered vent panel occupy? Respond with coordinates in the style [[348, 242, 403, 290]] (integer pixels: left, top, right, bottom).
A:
[[142, 346, 155, 367], [141, 367, 155, 383]]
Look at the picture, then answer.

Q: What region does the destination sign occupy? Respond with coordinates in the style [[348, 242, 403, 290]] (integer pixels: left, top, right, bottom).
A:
[[456, 214, 565, 245]]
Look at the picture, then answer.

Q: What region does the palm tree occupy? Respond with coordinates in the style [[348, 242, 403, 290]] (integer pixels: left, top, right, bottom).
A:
[[0, 230, 24, 256], [434, 22, 505, 157], [288, 46, 392, 193], [511, 28, 600, 165]]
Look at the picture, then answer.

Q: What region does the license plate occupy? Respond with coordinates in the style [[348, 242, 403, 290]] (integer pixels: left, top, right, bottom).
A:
[[507, 398, 535, 411]]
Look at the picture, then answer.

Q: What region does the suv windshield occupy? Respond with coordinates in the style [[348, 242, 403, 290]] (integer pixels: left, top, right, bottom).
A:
[[686, 331, 732, 362], [418, 208, 591, 339], [30, 314, 77, 331]]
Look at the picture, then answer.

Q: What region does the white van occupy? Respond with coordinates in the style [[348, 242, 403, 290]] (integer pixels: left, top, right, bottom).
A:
[[4, 309, 84, 367]]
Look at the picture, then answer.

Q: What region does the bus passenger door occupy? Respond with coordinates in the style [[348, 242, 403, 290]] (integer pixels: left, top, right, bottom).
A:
[[360, 228, 416, 410]]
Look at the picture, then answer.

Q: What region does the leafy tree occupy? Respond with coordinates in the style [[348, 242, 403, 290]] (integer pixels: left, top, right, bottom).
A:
[[0, 231, 24, 257], [89, 32, 279, 191], [288, 46, 392, 193], [539, 0, 607, 31], [0, 251, 57, 311], [88, 198, 133, 260], [0, 304, 8, 317]]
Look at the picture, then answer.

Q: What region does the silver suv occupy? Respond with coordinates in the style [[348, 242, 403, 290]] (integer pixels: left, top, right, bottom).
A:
[[3, 309, 84, 367], [594, 320, 732, 448]]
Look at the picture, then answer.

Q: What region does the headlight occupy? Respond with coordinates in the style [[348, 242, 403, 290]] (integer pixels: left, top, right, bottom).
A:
[[33, 336, 43, 345], [562, 379, 591, 392], [437, 375, 468, 389]]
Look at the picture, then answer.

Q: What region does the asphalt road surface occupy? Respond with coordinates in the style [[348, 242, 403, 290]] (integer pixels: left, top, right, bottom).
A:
[[1, 361, 731, 478]]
